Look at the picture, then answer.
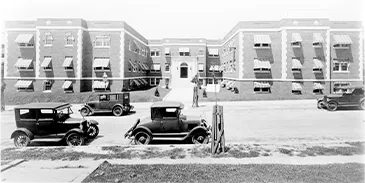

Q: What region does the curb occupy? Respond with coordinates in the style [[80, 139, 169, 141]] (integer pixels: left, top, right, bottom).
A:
[[1, 159, 26, 172], [71, 160, 104, 183], [162, 89, 172, 101]]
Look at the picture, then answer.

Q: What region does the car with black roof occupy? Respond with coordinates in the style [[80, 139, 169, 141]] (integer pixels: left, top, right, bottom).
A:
[[10, 102, 99, 147]]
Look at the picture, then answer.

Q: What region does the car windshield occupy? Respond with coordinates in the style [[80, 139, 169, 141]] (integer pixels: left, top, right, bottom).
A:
[[345, 89, 354, 94], [56, 107, 73, 118]]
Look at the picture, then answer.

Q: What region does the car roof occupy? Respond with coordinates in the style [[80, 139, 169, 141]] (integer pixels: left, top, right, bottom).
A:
[[98, 92, 128, 95], [337, 85, 365, 89], [151, 101, 184, 109], [15, 102, 71, 109]]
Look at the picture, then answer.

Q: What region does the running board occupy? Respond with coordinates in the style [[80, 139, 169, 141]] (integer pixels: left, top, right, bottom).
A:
[[152, 137, 185, 141]]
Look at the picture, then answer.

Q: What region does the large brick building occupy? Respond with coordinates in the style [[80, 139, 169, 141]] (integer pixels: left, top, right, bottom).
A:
[[2, 18, 364, 99]]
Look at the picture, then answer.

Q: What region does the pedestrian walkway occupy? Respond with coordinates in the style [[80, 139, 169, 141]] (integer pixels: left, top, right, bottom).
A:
[[163, 80, 195, 102]]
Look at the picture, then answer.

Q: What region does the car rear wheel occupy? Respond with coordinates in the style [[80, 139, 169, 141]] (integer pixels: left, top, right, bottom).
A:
[[191, 131, 209, 144], [14, 132, 30, 148], [87, 125, 99, 139], [113, 106, 123, 116], [66, 132, 84, 146], [360, 100, 365, 110], [80, 107, 90, 116], [134, 131, 151, 145], [327, 101, 338, 111]]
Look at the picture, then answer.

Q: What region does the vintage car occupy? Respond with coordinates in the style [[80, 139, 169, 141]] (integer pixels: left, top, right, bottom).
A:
[[10, 103, 99, 148], [79, 92, 133, 116], [124, 101, 211, 145], [317, 85, 365, 111]]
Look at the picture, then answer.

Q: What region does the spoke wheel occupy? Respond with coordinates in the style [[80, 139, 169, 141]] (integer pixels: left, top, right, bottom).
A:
[[134, 131, 151, 145], [113, 106, 123, 116], [14, 133, 30, 148], [327, 101, 338, 111], [80, 108, 90, 116], [87, 125, 99, 139], [191, 131, 209, 144], [66, 133, 84, 146]]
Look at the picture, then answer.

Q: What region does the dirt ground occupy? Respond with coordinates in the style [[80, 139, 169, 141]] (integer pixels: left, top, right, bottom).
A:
[[1, 100, 364, 148]]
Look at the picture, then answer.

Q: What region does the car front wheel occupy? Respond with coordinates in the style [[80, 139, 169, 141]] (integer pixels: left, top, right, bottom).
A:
[[66, 132, 84, 146], [112, 106, 123, 116], [134, 131, 151, 145], [80, 107, 90, 116], [14, 132, 30, 148], [317, 100, 323, 109], [87, 125, 99, 139], [191, 131, 209, 144], [327, 101, 338, 111]]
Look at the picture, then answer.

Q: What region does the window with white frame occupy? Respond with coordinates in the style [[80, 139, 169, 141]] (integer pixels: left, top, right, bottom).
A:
[[333, 58, 350, 72], [44, 32, 53, 46], [43, 80, 52, 92], [334, 82, 350, 93], [64, 81, 74, 93], [156, 78, 160, 85], [253, 82, 271, 93], [179, 51, 190, 56], [42, 56, 52, 71], [313, 42, 322, 47], [128, 40, 132, 51], [18, 43, 34, 47], [208, 49, 219, 57], [291, 42, 301, 47], [150, 78, 156, 85], [151, 63, 161, 72], [165, 63, 170, 72], [93, 57, 110, 71], [63, 56, 74, 71], [198, 63, 204, 72], [65, 32, 74, 46], [207, 79, 213, 84], [137, 61, 141, 72], [150, 49, 160, 57], [95, 35, 110, 47]]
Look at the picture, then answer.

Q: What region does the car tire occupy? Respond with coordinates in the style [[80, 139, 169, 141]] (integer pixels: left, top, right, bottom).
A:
[[317, 100, 323, 109], [134, 131, 151, 145], [87, 125, 99, 139], [80, 107, 90, 116], [13, 132, 30, 148], [65, 132, 84, 146], [327, 101, 338, 111], [112, 106, 123, 116], [360, 100, 365, 110], [191, 131, 209, 144]]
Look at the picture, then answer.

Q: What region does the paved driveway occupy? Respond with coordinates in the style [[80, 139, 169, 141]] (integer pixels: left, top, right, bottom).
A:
[[1, 100, 364, 148]]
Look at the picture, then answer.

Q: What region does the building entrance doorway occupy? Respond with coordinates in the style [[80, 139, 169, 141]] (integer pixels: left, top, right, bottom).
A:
[[180, 63, 188, 78]]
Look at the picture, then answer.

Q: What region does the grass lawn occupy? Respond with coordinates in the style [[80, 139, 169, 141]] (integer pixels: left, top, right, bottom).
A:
[[83, 162, 364, 183], [4, 86, 170, 105]]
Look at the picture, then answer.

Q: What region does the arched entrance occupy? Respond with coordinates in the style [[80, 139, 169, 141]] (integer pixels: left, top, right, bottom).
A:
[[180, 62, 188, 78]]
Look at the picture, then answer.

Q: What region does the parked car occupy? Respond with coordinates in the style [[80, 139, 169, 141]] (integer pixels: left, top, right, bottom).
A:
[[124, 101, 211, 145], [10, 103, 99, 148], [79, 92, 134, 116], [317, 85, 365, 111]]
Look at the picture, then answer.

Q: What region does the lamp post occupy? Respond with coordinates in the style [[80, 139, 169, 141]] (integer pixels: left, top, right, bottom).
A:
[[102, 72, 108, 92]]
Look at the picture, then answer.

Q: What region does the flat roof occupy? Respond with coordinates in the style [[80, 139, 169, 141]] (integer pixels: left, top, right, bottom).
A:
[[15, 102, 71, 109], [151, 101, 184, 108], [337, 85, 364, 89]]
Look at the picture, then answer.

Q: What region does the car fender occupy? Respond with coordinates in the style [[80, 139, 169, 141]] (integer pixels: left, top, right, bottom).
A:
[[63, 128, 85, 140], [112, 104, 124, 110], [88, 119, 99, 125], [81, 104, 94, 114], [187, 126, 209, 138], [11, 128, 34, 140], [131, 126, 152, 137]]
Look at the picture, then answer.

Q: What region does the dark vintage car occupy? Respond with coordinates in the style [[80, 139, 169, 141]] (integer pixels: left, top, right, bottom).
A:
[[10, 103, 99, 148], [124, 101, 211, 145], [79, 92, 133, 117], [317, 85, 365, 111]]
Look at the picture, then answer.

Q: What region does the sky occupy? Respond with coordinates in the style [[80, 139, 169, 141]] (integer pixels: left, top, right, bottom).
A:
[[0, 0, 364, 40]]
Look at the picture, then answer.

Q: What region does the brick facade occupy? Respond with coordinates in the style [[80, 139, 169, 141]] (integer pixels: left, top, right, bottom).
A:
[[3, 18, 363, 99]]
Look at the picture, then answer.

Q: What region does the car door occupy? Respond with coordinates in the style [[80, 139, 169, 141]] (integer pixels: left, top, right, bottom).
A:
[[108, 94, 118, 110], [36, 109, 56, 135], [17, 109, 38, 135], [339, 93, 351, 105], [351, 88, 364, 105], [99, 94, 109, 110], [150, 108, 162, 133], [161, 108, 180, 133]]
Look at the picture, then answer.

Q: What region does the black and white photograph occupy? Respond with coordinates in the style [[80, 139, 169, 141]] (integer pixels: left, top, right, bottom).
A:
[[0, 0, 364, 182]]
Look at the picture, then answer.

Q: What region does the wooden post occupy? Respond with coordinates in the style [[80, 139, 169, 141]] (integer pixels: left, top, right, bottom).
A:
[[192, 86, 199, 107], [211, 105, 225, 154]]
